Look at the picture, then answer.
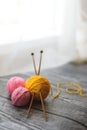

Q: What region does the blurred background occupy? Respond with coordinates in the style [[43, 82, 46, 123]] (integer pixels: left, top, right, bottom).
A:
[[0, 0, 87, 76]]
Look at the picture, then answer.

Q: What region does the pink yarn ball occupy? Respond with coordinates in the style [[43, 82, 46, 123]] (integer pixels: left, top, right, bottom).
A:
[[11, 86, 31, 106], [7, 76, 25, 95]]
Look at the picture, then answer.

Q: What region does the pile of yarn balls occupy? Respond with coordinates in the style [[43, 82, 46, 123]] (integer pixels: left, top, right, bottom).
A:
[[6, 76, 50, 107], [7, 76, 31, 106]]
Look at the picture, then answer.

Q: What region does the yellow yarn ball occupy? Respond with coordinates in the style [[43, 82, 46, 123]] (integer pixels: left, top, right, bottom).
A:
[[25, 75, 51, 100]]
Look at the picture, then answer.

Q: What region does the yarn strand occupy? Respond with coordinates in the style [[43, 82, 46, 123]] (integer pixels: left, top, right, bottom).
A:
[[51, 82, 87, 98]]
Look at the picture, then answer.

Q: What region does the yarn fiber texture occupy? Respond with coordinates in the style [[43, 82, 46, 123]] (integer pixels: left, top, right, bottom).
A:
[[7, 77, 25, 95], [11, 86, 31, 106], [25, 75, 51, 100]]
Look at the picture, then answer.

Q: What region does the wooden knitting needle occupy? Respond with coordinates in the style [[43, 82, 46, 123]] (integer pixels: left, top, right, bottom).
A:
[[31, 53, 37, 75], [27, 93, 34, 117], [38, 50, 43, 75], [39, 92, 47, 121]]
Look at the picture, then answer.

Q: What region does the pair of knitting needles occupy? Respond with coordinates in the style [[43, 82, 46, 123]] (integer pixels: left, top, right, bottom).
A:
[[27, 50, 47, 121], [31, 50, 43, 75]]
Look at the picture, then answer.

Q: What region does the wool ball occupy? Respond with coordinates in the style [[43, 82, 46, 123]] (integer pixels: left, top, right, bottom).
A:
[[11, 86, 31, 106], [25, 75, 51, 100], [7, 76, 25, 95]]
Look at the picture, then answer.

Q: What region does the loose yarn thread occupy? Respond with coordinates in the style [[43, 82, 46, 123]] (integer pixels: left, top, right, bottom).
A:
[[51, 82, 87, 98]]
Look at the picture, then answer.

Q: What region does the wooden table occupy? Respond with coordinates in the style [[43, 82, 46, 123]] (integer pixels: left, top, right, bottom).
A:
[[0, 63, 87, 130]]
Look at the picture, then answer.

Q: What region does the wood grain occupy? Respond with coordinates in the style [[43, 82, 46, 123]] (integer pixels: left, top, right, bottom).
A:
[[0, 63, 87, 130]]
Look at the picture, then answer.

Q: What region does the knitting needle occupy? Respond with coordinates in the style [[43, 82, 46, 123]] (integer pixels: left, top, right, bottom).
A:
[[27, 93, 34, 117], [38, 50, 43, 75], [31, 53, 37, 75], [39, 92, 47, 121]]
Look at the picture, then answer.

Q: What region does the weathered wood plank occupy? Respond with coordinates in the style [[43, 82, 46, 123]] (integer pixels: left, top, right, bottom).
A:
[[0, 96, 86, 130], [0, 63, 87, 130]]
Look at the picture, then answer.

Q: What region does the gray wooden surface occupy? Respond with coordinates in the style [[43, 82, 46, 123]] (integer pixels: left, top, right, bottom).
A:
[[0, 63, 87, 130]]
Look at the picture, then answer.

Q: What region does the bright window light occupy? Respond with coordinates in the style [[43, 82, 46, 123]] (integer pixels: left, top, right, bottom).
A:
[[0, 0, 64, 45]]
